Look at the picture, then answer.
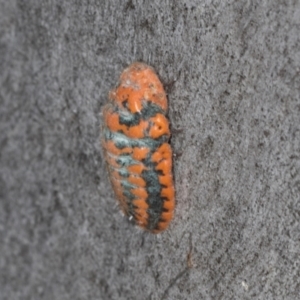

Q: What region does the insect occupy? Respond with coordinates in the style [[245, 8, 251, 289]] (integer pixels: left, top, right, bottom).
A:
[[101, 62, 175, 233]]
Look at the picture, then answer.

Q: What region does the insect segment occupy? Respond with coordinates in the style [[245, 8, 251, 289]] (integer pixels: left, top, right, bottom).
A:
[[101, 62, 175, 233]]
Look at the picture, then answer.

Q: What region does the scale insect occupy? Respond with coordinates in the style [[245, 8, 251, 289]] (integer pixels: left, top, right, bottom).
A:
[[101, 62, 175, 233]]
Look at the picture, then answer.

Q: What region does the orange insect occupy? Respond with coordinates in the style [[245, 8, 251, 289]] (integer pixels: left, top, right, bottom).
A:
[[102, 62, 175, 233]]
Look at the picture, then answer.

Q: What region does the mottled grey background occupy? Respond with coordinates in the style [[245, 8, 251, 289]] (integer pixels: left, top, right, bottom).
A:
[[1, 0, 300, 299]]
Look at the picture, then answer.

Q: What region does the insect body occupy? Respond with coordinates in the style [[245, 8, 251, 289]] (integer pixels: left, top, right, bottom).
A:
[[102, 62, 175, 233]]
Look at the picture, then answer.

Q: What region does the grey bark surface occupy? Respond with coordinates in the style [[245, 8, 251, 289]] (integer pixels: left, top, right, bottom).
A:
[[1, 0, 300, 299]]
